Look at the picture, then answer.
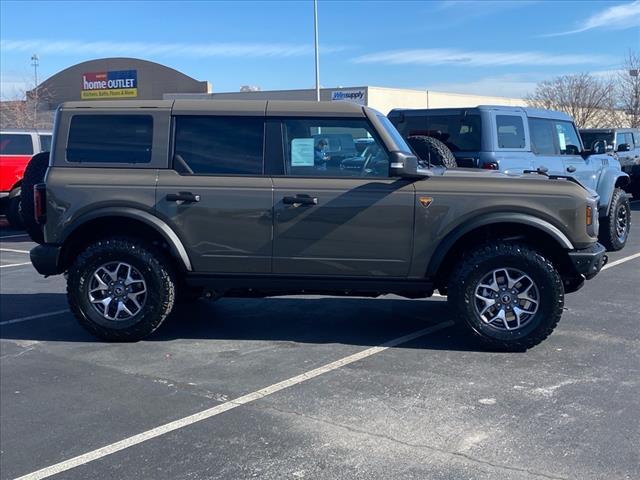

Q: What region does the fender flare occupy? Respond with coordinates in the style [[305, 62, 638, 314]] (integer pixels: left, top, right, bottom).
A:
[[61, 207, 192, 271], [426, 212, 573, 278], [597, 168, 630, 217]]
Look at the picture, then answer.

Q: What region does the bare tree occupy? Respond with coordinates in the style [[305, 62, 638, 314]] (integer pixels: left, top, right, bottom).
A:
[[617, 50, 640, 128], [0, 81, 54, 130], [525, 73, 615, 128]]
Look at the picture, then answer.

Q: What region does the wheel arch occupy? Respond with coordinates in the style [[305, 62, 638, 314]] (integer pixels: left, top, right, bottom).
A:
[[597, 168, 630, 216], [59, 208, 192, 273], [427, 214, 574, 291]]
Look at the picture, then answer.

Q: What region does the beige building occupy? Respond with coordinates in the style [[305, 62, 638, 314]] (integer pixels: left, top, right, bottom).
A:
[[165, 85, 527, 114]]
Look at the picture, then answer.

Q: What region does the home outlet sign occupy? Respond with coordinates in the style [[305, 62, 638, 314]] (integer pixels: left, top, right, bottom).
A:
[[81, 70, 138, 99]]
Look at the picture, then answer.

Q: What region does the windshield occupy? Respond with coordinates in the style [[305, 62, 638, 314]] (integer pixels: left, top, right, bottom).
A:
[[580, 131, 614, 151], [377, 115, 412, 152]]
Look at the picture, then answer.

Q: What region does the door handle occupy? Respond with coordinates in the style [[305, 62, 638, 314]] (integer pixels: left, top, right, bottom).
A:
[[283, 195, 318, 206], [566, 165, 576, 173], [166, 192, 200, 203]]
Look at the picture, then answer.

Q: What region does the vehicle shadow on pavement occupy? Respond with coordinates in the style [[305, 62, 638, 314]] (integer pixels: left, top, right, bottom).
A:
[[0, 293, 485, 352]]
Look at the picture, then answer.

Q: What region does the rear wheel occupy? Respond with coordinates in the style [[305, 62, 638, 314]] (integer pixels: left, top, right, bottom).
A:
[[600, 188, 630, 251], [67, 237, 176, 342], [6, 195, 24, 229], [406, 135, 457, 168], [21, 152, 50, 244], [448, 243, 564, 352]]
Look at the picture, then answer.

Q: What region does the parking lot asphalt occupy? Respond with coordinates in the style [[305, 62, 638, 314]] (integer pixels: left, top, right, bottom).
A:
[[1, 203, 639, 480]]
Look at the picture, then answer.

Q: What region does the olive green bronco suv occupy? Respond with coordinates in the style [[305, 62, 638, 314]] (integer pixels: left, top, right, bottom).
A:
[[28, 100, 607, 351]]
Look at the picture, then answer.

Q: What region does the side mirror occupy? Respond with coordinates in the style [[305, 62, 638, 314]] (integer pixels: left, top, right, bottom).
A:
[[606, 144, 614, 152], [617, 143, 630, 152], [389, 151, 429, 178]]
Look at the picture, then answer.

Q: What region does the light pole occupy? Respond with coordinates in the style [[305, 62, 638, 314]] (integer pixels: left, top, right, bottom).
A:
[[31, 53, 39, 128], [313, 0, 320, 101]]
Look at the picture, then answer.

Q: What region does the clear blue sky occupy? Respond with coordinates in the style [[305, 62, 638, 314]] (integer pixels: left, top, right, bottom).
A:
[[1, 0, 638, 100]]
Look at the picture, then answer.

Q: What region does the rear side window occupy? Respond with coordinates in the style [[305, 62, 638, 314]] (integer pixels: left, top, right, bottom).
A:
[[173, 116, 264, 175], [528, 118, 558, 155], [39, 134, 52, 152], [67, 115, 153, 163], [392, 113, 482, 152], [496, 115, 525, 149], [0, 134, 33, 155]]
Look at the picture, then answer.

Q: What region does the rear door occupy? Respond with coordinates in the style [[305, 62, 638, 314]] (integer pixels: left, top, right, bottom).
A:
[[271, 117, 415, 277], [527, 117, 564, 176], [156, 113, 273, 274], [491, 112, 533, 173]]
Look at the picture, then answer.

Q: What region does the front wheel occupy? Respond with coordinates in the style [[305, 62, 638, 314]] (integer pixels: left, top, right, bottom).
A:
[[600, 188, 631, 251], [448, 243, 564, 352], [67, 238, 176, 341]]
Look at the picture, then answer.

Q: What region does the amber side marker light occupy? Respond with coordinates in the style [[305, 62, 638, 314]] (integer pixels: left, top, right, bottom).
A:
[[419, 196, 433, 208], [586, 205, 593, 226]]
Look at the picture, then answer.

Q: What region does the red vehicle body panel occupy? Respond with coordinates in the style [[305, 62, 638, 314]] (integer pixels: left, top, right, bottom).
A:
[[0, 154, 32, 192]]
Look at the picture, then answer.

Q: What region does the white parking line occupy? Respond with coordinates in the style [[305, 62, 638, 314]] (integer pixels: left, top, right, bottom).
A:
[[0, 309, 70, 327], [0, 262, 31, 269], [14, 321, 453, 480], [0, 248, 30, 254], [603, 251, 640, 270]]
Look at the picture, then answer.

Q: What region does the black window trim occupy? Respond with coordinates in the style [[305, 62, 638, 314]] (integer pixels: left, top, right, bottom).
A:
[[270, 115, 394, 180], [169, 114, 267, 177]]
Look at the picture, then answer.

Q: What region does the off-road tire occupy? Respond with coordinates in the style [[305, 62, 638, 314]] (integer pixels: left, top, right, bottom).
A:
[[599, 188, 631, 251], [406, 135, 457, 168], [21, 152, 50, 244], [6, 195, 24, 229], [67, 237, 176, 342], [448, 243, 564, 352]]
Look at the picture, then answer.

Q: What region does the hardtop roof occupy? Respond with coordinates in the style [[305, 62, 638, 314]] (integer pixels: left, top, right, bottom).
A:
[[59, 99, 368, 117], [389, 105, 574, 122]]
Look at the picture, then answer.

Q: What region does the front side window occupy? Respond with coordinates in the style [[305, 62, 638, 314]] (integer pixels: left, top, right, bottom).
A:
[[580, 131, 614, 151], [553, 121, 581, 155], [529, 118, 558, 155], [282, 118, 388, 177], [67, 115, 153, 163], [0, 134, 33, 155], [174, 116, 264, 175], [496, 115, 525, 149]]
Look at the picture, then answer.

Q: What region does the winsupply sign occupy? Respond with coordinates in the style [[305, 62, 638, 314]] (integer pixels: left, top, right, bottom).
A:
[[331, 89, 366, 105], [81, 70, 138, 99]]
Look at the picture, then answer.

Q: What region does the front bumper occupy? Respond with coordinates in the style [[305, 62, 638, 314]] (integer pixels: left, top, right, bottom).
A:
[[30, 244, 63, 276], [568, 243, 607, 280]]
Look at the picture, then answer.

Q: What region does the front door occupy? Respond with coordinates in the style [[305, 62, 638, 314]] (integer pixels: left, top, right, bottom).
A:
[[272, 117, 415, 277], [156, 115, 273, 273]]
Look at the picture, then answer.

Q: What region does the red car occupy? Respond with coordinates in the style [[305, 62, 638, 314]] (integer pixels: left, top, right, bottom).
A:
[[0, 129, 51, 228]]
